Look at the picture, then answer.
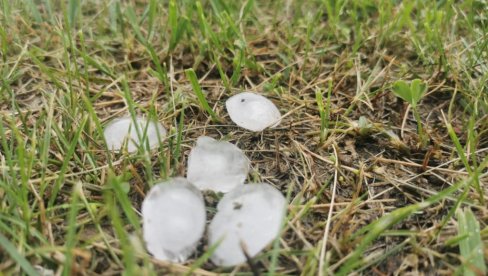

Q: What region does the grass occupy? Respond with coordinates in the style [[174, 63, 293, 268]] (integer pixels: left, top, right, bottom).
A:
[[456, 207, 487, 276], [0, 0, 487, 275]]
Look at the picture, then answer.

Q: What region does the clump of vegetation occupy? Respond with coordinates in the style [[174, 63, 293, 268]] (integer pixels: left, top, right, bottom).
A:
[[0, 0, 487, 275], [392, 79, 428, 148]]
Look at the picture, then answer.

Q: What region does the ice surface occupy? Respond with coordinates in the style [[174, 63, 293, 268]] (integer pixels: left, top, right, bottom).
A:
[[187, 136, 250, 193], [142, 177, 206, 263], [208, 183, 286, 266], [103, 116, 166, 153], [225, 92, 281, 132]]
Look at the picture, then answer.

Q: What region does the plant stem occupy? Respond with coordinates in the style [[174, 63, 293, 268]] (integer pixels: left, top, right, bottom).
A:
[[413, 107, 427, 148]]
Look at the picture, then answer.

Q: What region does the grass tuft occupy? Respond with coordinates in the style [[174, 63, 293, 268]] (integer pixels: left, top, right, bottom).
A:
[[0, 0, 487, 275]]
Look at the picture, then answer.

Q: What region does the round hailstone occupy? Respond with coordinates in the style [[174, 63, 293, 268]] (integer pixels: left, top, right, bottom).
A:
[[142, 177, 206, 263], [187, 136, 250, 193], [225, 92, 281, 132], [103, 116, 166, 153], [208, 183, 286, 266]]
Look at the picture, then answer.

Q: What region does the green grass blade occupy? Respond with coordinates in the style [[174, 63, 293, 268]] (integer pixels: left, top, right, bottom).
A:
[[104, 177, 137, 275], [108, 173, 142, 231], [230, 47, 244, 85], [125, 7, 147, 45], [269, 181, 294, 275], [63, 183, 81, 275], [185, 68, 220, 122], [146, 0, 157, 40], [185, 239, 222, 276], [444, 114, 471, 172], [23, 0, 42, 23], [42, 0, 54, 23], [456, 208, 486, 276], [239, 0, 255, 21], [125, 6, 169, 88], [168, 0, 188, 52], [196, 1, 220, 49], [173, 107, 185, 166], [48, 116, 88, 208], [315, 87, 326, 143], [1, 0, 11, 24], [67, 0, 79, 28], [108, 0, 120, 32], [0, 232, 38, 276], [336, 178, 467, 275]]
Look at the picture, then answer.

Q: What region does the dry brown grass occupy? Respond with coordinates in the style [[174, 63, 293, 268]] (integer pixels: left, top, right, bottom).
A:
[[0, 1, 487, 275]]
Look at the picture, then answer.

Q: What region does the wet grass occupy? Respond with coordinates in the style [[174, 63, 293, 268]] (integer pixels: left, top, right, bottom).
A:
[[0, 0, 487, 275]]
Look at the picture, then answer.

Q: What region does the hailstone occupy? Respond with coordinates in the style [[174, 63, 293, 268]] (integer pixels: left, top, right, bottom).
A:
[[225, 92, 281, 132], [103, 116, 166, 153], [208, 183, 286, 266], [187, 136, 250, 193], [142, 178, 206, 263]]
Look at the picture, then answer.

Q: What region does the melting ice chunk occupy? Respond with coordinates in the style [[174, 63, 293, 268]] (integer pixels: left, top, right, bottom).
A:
[[208, 183, 286, 266], [225, 92, 281, 132], [187, 136, 250, 193], [142, 177, 206, 263], [103, 116, 166, 153]]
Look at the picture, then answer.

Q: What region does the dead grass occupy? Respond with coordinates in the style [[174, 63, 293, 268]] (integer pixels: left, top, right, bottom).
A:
[[0, 1, 487, 275]]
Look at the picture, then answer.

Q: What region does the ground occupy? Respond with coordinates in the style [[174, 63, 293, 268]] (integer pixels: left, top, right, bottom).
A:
[[0, 1, 487, 275]]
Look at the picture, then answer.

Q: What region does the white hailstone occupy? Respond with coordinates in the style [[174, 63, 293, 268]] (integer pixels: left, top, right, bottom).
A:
[[187, 136, 250, 193], [208, 183, 286, 266], [103, 116, 166, 153], [225, 92, 281, 132], [142, 177, 206, 263], [34, 265, 54, 276]]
